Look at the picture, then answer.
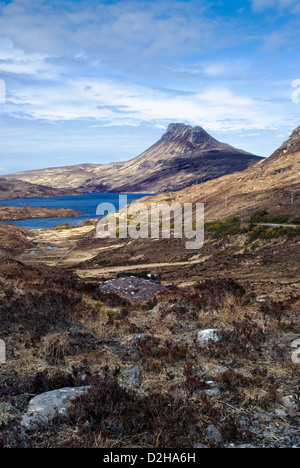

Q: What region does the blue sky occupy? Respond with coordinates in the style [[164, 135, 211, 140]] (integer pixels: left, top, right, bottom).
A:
[[0, 0, 299, 174]]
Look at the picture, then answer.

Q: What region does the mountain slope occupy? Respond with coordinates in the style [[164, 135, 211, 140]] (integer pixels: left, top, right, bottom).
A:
[[0, 178, 81, 200], [140, 126, 300, 221], [3, 124, 262, 193]]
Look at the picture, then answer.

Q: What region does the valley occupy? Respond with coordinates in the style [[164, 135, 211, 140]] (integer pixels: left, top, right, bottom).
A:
[[0, 126, 299, 449]]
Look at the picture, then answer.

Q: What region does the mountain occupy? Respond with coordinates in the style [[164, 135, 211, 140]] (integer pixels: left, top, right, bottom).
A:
[[3, 124, 262, 193], [0, 178, 81, 200], [140, 126, 300, 221]]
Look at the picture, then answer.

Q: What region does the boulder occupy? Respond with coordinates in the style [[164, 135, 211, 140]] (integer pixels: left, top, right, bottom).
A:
[[99, 276, 168, 303], [21, 386, 90, 431], [197, 329, 220, 347]]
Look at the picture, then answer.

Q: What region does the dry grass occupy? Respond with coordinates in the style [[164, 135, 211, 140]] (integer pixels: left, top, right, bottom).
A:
[[0, 251, 299, 448], [41, 333, 75, 365]]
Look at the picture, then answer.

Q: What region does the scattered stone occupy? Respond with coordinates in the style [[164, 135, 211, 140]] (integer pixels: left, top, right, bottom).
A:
[[206, 380, 218, 387], [197, 329, 220, 347], [205, 424, 223, 446], [0, 402, 19, 426], [254, 412, 272, 422], [204, 380, 220, 396], [281, 395, 298, 411], [287, 408, 299, 419], [216, 367, 230, 375], [21, 387, 90, 431], [275, 409, 287, 418], [123, 366, 141, 389], [227, 444, 258, 449], [131, 333, 148, 343], [204, 388, 220, 396]]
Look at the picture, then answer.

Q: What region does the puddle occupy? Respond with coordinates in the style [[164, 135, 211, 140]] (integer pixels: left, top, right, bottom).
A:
[[29, 251, 36, 255], [46, 246, 61, 250]]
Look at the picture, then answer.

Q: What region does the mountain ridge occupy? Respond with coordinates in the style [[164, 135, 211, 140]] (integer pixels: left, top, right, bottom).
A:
[[3, 124, 263, 194], [139, 125, 300, 221]]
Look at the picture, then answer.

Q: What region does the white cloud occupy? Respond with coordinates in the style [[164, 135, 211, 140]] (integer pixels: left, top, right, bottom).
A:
[[0, 0, 298, 159], [0, 37, 60, 78], [2, 77, 293, 132], [0, 0, 222, 61]]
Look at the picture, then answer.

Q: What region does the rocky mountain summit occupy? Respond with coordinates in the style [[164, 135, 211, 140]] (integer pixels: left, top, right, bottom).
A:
[[152, 123, 224, 152], [275, 125, 300, 156]]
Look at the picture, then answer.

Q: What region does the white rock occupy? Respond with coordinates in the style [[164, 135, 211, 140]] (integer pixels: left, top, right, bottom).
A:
[[197, 329, 220, 347], [21, 386, 90, 431], [131, 333, 148, 343], [204, 388, 220, 396], [275, 409, 287, 418]]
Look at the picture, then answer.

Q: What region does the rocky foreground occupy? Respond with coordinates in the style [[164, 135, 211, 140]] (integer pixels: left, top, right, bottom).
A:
[[0, 218, 299, 448]]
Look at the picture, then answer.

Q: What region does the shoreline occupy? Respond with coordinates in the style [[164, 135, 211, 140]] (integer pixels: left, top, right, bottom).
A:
[[0, 205, 83, 222]]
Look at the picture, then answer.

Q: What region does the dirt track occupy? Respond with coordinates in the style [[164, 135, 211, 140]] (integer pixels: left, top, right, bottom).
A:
[[13, 223, 300, 302]]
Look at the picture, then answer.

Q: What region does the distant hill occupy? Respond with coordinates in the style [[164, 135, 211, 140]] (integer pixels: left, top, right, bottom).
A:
[[0, 205, 82, 221], [3, 124, 262, 193], [140, 126, 300, 221], [0, 178, 81, 200]]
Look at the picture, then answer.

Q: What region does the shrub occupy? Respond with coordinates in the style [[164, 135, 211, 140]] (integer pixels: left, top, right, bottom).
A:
[[136, 336, 189, 365], [250, 210, 291, 226], [205, 217, 244, 238], [196, 278, 246, 305], [203, 315, 266, 362], [249, 210, 269, 225], [70, 377, 202, 447], [246, 225, 300, 243]]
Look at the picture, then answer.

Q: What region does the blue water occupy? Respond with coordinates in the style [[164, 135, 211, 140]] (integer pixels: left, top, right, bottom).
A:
[[1, 193, 151, 229]]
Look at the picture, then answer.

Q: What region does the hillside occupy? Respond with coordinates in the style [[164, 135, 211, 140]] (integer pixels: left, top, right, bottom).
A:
[[0, 205, 82, 222], [0, 223, 31, 258], [0, 128, 299, 450], [140, 126, 300, 221], [0, 178, 81, 200], [3, 124, 262, 193]]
